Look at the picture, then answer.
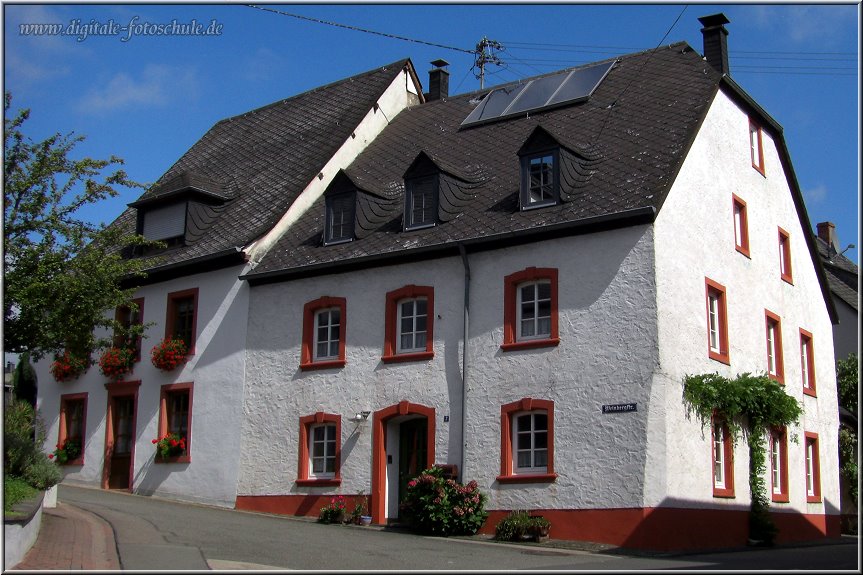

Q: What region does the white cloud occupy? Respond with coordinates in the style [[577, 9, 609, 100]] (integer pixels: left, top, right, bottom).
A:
[[76, 64, 198, 113], [741, 5, 857, 46], [803, 184, 828, 205]]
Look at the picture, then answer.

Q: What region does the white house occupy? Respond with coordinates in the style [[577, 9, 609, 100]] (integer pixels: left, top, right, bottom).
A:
[[234, 15, 841, 551], [34, 60, 424, 507]]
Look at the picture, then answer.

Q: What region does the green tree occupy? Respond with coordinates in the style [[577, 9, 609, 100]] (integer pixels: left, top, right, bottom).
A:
[[4, 92, 154, 362], [12, 352, 38, 408], [837, 353, 858, 504]]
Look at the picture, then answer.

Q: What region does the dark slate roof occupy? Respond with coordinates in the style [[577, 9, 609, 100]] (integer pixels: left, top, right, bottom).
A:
[[247, 42, 721, 279], [113, 59, 412, 275], [815, 237, 859, 311]]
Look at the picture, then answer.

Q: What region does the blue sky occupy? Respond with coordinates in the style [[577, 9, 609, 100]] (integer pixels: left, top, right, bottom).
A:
[[3, 2, 860, 263]]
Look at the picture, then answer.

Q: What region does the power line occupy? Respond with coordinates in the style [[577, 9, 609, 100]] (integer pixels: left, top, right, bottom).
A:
[[245, 4, 474, 55], [500, 40, 857, 58]]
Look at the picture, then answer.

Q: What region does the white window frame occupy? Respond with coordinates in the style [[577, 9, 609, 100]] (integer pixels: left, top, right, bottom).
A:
[[520, 151, 558, 210], [325, 193, 354, 245], [767, 321, 779, 376], [801, 336, 811, 389], [309, 423, 337, 479], [405, 175, 437, 230], [713, 421, 726, 489], [516, 280, 552, 341], [708, 293, 721, 354], [396, 297, 428, 353], [771, 435, 782, 495], [313, 307, 341, 361], [512, 410, 548, 474], [805, 439, 816, 497]]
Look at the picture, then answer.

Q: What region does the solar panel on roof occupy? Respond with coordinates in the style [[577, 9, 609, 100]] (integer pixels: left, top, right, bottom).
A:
[[461, 60, 615, 128]]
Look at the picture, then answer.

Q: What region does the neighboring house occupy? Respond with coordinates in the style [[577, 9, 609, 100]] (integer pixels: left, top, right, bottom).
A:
[[234, 14, 841, 552], [34, 60, 424, 506], [813, 221, 859, 533]]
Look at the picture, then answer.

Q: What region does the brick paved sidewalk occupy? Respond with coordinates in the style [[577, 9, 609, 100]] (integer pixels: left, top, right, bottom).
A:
[[9, 502, 121, 571]]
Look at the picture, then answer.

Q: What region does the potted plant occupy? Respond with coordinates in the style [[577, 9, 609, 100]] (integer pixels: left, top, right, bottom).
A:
[[350, 492, 366, 525], [527, 516, 551, 541], [98, 347, 135, 380], [150, 337, 188, 371], [49, 351, 89, 382], [48, 437, 82, 464], [318, 495, 347, 524], [152, 432, 186, 459]]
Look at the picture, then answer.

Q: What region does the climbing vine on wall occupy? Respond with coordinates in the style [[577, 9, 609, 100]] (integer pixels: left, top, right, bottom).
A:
[[682, 372, 803, 545]]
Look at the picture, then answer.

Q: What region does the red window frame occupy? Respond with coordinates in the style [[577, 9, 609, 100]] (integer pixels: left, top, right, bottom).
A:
[[778, 227, 793, 284], [769, 426, 789, 503], [296, 412, 341, 486], [300, 296, 347, 370], [765, 310, 784, 384], [712, 414, 735, 498], [156, 382, 193, 464], [732, 194, 750, 257], [749, 119, 765, 175], [705, 278, 730, 365], [115, 297, 144, 361], [382, 285, 434, 363], [166, 288, 199, 354], [58, 393, 88, 466], [497, 398, 557, 484], [502, 267, 559, 351], [800, 328, 816, 396], [804, 431, 821, 503]]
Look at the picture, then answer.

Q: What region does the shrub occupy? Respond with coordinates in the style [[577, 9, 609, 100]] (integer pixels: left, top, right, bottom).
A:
[[4, 476, 39, 514], [319, 495, 347, 524], [495, 510, 551, 541], [23, 457, 63, 490], [399, 466, 488, 536], [3, 400, 62, 491]]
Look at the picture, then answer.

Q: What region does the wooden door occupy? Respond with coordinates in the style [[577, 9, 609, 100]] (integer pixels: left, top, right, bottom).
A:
[[108, 396, 134, 490], [397, 418, 428, 512]]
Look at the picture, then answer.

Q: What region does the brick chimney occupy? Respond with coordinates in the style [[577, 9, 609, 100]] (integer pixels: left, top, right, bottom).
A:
[[817, 221, 838, 250], [698, 13, 731, 75], [426, 59, 450, 101]]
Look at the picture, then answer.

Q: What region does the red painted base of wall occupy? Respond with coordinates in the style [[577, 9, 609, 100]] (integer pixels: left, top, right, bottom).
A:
[[236, 495, 839, 552]]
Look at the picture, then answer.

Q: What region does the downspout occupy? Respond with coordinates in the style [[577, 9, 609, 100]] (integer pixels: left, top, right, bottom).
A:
[[458, 243, 470, 482]]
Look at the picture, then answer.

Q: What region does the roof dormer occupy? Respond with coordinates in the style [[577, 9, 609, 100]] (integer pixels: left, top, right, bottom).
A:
[[403, 152, 440, 231], [322, 172, 358, 246]]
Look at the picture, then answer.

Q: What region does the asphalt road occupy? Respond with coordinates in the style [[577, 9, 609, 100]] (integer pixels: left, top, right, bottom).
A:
[[58, 484, 860, 571]]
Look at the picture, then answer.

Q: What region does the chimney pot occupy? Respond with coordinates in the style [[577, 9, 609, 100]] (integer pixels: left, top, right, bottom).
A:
[[816, 221, 838, 250], [426, 59, 450, 102], [698, 13, 731, 75]]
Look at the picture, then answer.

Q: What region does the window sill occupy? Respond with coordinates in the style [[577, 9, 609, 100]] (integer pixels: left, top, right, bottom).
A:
[[806, 495, 822, 504], [735, 246, 751, 258], [781, 276, 794, 285], [300, 359, 346, 371], [296, 478, 341, 487], [155, 454, 191, 464], [708, 350, 730, 365], [768, 374, 785, 386], [771, 493, 789, 503], [500, 338, 560, 352], [802, 387, 817, 398], [752, 164, 766, 177], [712, 488, 735, 498], [61, 457, 85, 466], [496, 473, 557, 484], [381, 351, 434, 364]]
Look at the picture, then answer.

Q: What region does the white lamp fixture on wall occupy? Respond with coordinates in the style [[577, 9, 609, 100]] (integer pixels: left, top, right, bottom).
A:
[[351, 411, 371, 422]]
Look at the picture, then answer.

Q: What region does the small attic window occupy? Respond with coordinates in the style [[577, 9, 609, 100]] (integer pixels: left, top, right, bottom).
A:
[[142, 202, 186, 242], [520, 150, 559, 210], [325, 192, 355, 245], [405, 174, 438, 230]]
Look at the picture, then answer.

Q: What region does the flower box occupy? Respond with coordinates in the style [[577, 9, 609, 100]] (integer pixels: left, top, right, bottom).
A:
[[50, 352, 89, 382], [152, 433, 187, 460], [150, 338, 188, 372], [98, 347, 135, 381]]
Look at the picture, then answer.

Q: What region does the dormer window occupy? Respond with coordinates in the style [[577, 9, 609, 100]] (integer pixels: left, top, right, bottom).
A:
[[142, 201, 187, 244], [325, 192, 355, 245], [405, 174, 438, 230], [520, 151, 558, 209]]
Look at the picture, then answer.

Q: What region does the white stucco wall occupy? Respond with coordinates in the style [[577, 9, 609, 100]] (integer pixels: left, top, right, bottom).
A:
[[240, 224, 659, 514], [652, 89, 840, 516], [35, 264, 250, 507]]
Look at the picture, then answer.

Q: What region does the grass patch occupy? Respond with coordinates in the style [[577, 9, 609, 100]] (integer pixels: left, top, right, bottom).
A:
[[4, 475, 39, 515]]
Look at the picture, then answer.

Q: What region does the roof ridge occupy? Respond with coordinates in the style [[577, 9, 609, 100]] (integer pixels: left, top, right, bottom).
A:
[[215, 57, 411, 125]]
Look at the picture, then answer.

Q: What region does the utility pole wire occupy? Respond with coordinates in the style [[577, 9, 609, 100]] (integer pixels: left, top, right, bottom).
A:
[[245, 4, 475, 54]]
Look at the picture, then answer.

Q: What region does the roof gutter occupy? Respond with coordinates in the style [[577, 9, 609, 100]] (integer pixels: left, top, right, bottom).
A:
[[120, 247, 247, 289], [243, 206, 656, 285]]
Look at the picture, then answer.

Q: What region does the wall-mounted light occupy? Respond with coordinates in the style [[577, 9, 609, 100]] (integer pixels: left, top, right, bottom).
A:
[[351, 411, 371, 422]]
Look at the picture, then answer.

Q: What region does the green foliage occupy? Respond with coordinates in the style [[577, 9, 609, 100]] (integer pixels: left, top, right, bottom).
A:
[[12, 352, 38, 407], [4, 476, 39, 514], [3, 399, 62, 491], [683, 372, 803, 545], [836, 353, 857, 414], [494, 510, 551, 541], [319, 495, 347, 524], [839, 427, 858, 504], [51, 437, 82, 464], [4, 92, 157, 361], [399, 466, 488, 536]]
